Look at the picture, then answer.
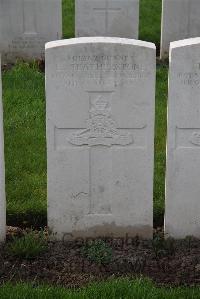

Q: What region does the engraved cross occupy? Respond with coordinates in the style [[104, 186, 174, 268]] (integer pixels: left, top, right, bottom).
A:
[[93, 1, 121, 35], [55, 91, 146, 216]]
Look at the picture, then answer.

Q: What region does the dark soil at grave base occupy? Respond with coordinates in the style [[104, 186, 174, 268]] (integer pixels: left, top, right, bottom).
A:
[[1, 227, 200, 288]]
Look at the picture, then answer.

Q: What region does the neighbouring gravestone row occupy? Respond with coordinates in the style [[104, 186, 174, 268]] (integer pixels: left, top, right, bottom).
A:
[[165, 38, 200, 238], [46, 37, 156, 240], [0, 55, 6, 242], [161, 0, 200, 58], [75, 0, 139, 38], [0, 0, 141, 63], [3, 0, 200, 63], [0, 0, 62, 62]]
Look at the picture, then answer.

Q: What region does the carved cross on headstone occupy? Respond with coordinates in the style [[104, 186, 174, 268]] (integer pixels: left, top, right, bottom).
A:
[[55, 91, 147, 215], [93, 1, 121, 35], [69, 91, 133, 215]]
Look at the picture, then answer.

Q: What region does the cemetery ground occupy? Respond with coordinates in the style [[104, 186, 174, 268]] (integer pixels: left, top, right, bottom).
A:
[[2, 0, 200, 297], [4, 61, 200, 290], [2, 43, 200, 299]]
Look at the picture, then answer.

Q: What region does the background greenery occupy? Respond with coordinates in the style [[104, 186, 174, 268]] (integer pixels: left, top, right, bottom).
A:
[[3, 0, 165, 227]]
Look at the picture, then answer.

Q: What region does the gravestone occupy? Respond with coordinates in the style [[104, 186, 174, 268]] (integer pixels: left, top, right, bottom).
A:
[[75, 0, 139, 38], [0, 0, 62, 62], [0, 55, 6, 242], [46, 37, 155, 240], [161, 0, 200, 58], [165, 38, 200, 238]]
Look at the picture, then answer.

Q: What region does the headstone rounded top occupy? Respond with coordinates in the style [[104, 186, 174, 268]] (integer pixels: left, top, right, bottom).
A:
[[45, 37, 156, 50], [170, 37, 200, 50]]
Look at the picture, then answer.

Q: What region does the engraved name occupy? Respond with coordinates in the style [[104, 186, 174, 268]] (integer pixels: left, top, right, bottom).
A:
[[9, 36, 45, 51], [177, 72, 200, 86], [177, 63, 200, 86], [52, 54, 150, 87]]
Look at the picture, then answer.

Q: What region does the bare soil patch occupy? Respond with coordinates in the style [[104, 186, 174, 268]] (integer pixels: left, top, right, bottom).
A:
[[1, 227, 200, 288]]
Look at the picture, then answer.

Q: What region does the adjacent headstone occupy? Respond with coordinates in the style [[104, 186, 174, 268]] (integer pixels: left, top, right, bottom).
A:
[[0, 55, 6, 242], [75, 0, 139, 38], [165, 38, 200, 238], [161, 0, 200, 58], [0, 0, 62, 62], [46, 37, 155, 240]]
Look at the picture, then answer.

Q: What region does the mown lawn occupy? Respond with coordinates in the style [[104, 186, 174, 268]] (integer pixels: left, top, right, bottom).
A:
[[0, 278, 200, 299], [2, 0, 166, 226], [139, 0, 162, 46], [3, 63, 46, 226]]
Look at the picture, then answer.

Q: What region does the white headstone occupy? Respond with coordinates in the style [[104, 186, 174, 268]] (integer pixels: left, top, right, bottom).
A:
[[161, 0, 200, 58], [165, 38, 200, 238], [75, 0, 139, 38], [0, 0, 62, 62], [0, 55, 6, 242], [46, 37, 155, 240]]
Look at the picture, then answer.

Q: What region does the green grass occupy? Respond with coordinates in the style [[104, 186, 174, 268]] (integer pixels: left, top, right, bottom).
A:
[[6, 229, 47, 259], [0, 278, 200, 299], [62, 0, 162, 44], [139, 0, 162, 46], [62, 0, 75, 39], [154, 63, 168, 225], [3, 63, 46, 226]]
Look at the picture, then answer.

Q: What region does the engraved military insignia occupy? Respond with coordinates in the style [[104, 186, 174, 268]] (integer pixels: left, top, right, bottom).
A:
[[190, 132, 200, 146], [68, 95, 133, 146]]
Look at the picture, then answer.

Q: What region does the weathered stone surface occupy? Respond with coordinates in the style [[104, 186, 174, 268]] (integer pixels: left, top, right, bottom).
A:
[[0, 0, 62, 62], [161, 0, 200, 58], [75, 0, 139, 38], [165, 38, 200, 238], [0, 55, 6, 242], [46, 37, 155, 240]]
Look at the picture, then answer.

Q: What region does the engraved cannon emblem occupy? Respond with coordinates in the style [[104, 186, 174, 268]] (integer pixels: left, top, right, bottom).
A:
[[190, 132, 200, 146], [68, 95, 133, 147]]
